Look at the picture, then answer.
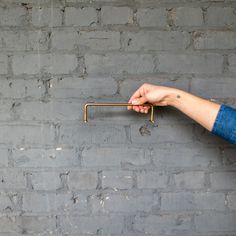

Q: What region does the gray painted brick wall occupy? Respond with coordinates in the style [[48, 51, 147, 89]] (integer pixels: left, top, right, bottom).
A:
[[0, 0, 236, 235]]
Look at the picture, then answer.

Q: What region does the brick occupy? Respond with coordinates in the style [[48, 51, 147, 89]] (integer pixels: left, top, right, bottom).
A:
[[191, 77, 236, 99], [91, 192, 159, 213], [228, 192, 236, 209], [195, 213, 236, 233], [134, 214, 192, 234], [59, 124, 128, 145], [123, 31, 190, 51], [172, 7, 203, 27], [23, 192, 88, 213], [0, 216, 56, 234], [161, 192, 225, 211], [0, 169, 26, 190], [49, 76, 118, 99], [207, 7, 236, 28], [31, 7, 62, 27], [194, 124, 229, 145], [131, 124, 193, 144], [158, 53, 223, 74], [0, 216, 20, 233], [161, 192, 195, 211], [0, 124, 55, 146], [0, 149, 8, 167], [152, 145, 221, 168], [82, 146, 150, 168], [51, 30, 120, 51], [229, 54, 236, 74], [0, 78, 44, 99], [85, 53, 155, 75], [68, 171, 97, 190], [18, 216, 56, 235], [0, 192, 19, 212], [0, 7, 27, 26], [0, 55, 8, 74], [194, 192, 225, 211], [102, 170, 133, 189], [137, 170, 168, 189], [194, 31, 236, 50], [0, 31, 49, 51], [12, 54, 77, 75], [65, 7, 97, 26], [30, 171, 62, 191], [137, 8, 167, 27], [12, 148, 79, 168], [101, 6, 133, 25], [174, 171, 205, 189], [15, 100, 84, 121], [210, 172, 236, 190], [0, 100, 13, 121], [222, 148, 236, 167], [59, 215, 124, 235]]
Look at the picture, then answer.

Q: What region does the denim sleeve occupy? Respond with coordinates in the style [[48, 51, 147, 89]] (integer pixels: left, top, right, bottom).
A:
[[211, 104, 236, 145]]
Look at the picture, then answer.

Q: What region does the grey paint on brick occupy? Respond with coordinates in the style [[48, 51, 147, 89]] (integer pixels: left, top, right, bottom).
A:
[[85, 53, 155, 75], [91, 192, 159, 213], [123, 31, 190, 51], [173, 171, 205, 189], [23, 192, 88, 213], [49, 76, 118, 98], [101, 6, 133, 25], [65, 7, 97, 26], [0, 31, 49, 51], [194, 31, 236, 50], [210, 172, 236, 190], [68, 171, 98, 190], [0, 78, 44, 99], [0, 55, 8, 74], [171, 7, 203, 27], [0, 169, 26, 190], [52, 30, 120, 51], [191, 77, 236, 99], [82, 146, 150, 168], [59, 215, 124, 235], [12, 54, 77, 75], [31, 7, 62, 27], [0, 7, 27, 26], [136, 8, 167, 27], [161, 192, 225, 211], [137, 170, 168, 189], [207, 7, 236, 28], [12, 148, 79, 168], [102, 170, 133, 189], [229, 54, 236, 74], [134, 214, 192, 235], [30, 171, 62, 190], [158, 53, 224, 74], [195, 213, 236, 232]]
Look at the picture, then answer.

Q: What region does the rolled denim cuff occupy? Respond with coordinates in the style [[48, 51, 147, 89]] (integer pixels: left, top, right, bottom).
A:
[[211, 104, 236, 145]]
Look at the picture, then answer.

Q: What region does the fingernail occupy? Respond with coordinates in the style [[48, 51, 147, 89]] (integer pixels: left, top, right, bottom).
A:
[[132, 99, 139, 105]]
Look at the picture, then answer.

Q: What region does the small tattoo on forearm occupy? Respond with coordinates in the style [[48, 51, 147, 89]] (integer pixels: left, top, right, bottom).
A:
[[177, 95, 181, 99]]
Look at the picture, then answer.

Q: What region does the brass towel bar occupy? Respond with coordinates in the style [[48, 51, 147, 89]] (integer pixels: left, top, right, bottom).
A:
[[84, 103, 155, 123]]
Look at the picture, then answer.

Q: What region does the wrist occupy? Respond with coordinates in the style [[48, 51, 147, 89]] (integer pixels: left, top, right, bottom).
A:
[[165, 88, 184, 107]]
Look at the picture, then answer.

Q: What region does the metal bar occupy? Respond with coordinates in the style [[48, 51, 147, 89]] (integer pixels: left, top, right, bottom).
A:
[[84, 102, 155, 123]]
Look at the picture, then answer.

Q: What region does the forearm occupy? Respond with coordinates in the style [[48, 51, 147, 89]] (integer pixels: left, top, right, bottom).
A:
[[166, 89, 221, 131]]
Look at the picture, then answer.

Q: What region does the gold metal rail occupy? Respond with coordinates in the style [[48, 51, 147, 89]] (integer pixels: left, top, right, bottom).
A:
[[84, 103, 155, 123]]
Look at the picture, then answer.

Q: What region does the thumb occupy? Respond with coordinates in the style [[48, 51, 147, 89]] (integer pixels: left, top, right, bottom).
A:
[[131, 95, 148, 105]]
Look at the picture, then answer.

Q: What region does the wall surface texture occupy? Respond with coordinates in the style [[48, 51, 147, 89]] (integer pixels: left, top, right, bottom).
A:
[[0, 0, 236, 235]]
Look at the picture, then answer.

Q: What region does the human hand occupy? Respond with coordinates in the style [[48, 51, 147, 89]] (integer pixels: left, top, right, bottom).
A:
[[128, 83, 177, 113]]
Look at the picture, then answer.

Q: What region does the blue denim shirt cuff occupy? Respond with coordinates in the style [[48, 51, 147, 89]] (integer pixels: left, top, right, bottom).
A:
[[211, 104, 236, 145]]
